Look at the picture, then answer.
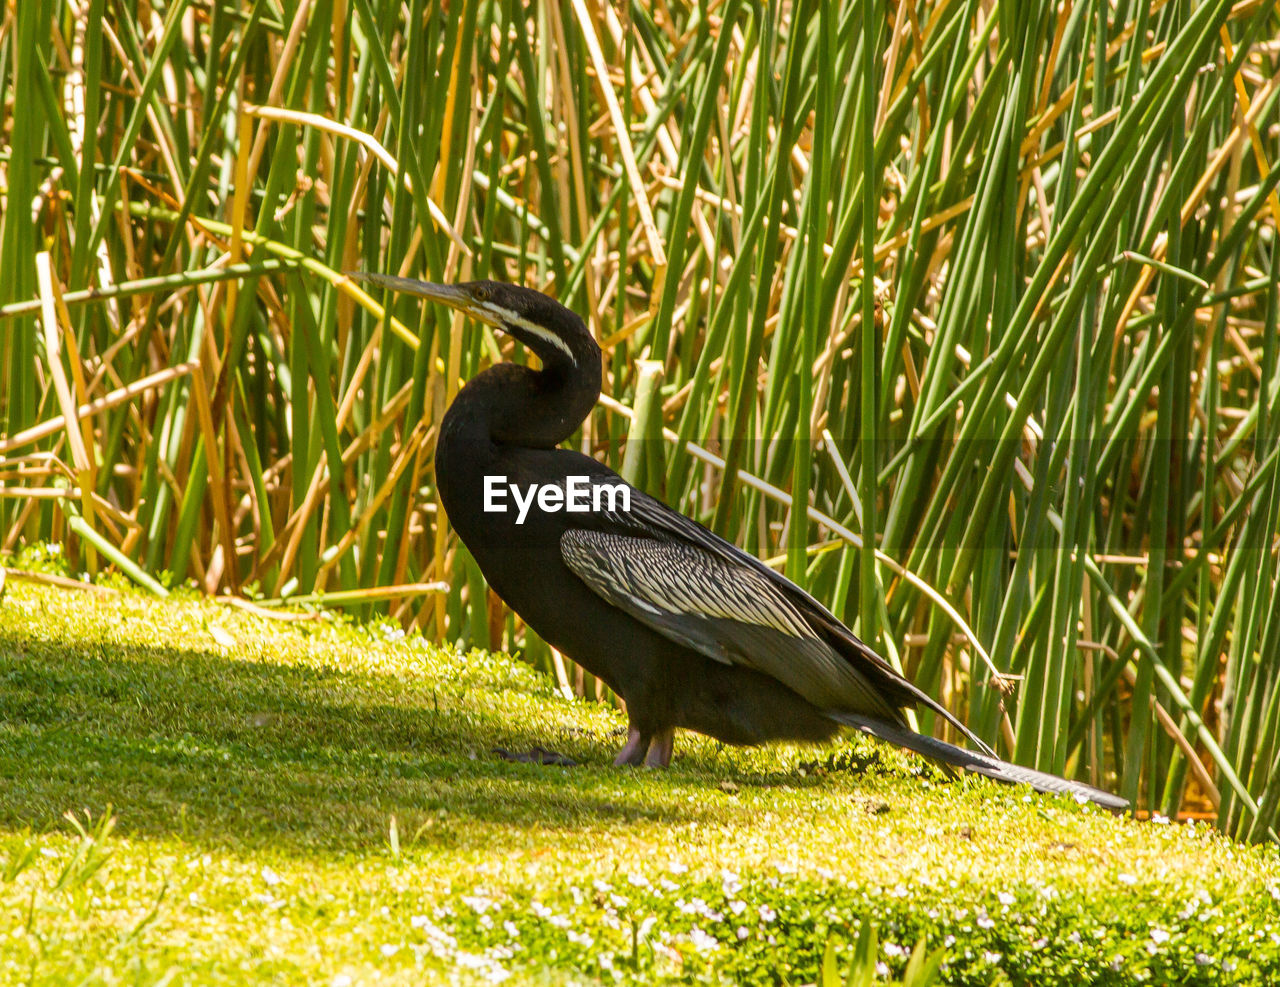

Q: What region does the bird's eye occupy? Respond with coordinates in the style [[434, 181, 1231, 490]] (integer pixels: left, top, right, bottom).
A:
[[473, 285, 490, 303]]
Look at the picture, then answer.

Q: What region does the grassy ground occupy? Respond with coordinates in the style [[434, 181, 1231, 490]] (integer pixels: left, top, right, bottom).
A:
[[1, 579, 1278, 985], [7, 0, 1279, 833]]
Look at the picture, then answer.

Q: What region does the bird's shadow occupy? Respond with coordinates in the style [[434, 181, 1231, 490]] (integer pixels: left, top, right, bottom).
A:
[[0, 624, 740, 853]]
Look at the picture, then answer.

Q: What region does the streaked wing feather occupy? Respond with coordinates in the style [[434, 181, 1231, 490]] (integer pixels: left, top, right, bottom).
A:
[[591, 488, 994, 756], [561, 528, 904, 720]]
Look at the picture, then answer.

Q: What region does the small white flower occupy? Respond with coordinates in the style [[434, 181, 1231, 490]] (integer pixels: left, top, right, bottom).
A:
[[689, 928, 719, 952], [1117, 873, 1137, 885], [462, 894, 495, 913], [883, 942, 906, 958], [627, 872, 650, 888], [503, 920, 520, 938], [592, 879, 613, 893], [997, 891, 1014, 906], [729, 899, 746, 915], [978, 915, 995, 929], [1151, 813, 1170, 824], [983, 951, 1003, 964], [419, 923, 458, 953], [758, 905, 777, 923], [737, 926, 749, 941], [378, 621, 406, 641], [261, 866, 282, 886], [380, 943, 399, 957], [668, 860, 688, 874], [1150, 928, 1169, 944], [567, 931, 594, 947], [659, 878, 680, 892], [332, 976, 353, 987]]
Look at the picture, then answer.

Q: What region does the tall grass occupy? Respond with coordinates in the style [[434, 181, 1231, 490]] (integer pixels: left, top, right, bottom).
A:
[[1, 0, 1278, 839]]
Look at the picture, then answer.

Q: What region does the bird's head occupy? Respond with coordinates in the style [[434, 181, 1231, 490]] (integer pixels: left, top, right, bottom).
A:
[[350, 273, 597, 374]]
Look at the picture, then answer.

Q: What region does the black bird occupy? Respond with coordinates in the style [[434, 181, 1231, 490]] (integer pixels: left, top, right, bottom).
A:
[[353, 272, 1128, 812]]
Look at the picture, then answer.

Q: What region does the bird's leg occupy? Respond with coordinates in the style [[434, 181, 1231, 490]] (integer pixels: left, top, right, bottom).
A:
[[613, 725, 649, 766], [644, 729, 675, 768]]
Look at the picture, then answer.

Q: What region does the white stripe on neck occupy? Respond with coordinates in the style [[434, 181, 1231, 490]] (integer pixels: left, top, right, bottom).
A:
[[484, 303, 576, 363]]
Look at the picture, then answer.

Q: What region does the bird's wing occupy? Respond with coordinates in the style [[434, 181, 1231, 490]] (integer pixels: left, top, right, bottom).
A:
[[572, 485, 994, 755], [561, 527, 906, 722], [614, 492, 925, 683]]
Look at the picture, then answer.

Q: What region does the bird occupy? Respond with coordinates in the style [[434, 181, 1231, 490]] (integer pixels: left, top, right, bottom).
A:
[[351, 272, 1129, 813]]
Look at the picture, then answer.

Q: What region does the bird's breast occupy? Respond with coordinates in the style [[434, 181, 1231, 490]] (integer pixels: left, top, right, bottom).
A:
[[433, 437, 660, 694]]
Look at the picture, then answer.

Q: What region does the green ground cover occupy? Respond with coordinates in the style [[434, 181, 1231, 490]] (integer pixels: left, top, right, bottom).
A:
[[1, 579, 1278, 985]]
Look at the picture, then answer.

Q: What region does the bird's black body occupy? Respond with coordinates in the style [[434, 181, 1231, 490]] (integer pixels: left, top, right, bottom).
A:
[[442, 438, 850, 751], [354, 272, 1128, 812]]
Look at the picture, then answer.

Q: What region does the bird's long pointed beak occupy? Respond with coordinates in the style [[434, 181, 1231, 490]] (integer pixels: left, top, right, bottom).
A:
[[347, 272, 497, 325]]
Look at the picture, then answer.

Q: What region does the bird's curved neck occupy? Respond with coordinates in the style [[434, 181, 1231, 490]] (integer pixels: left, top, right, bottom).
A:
[[443, 349, 601, 450]]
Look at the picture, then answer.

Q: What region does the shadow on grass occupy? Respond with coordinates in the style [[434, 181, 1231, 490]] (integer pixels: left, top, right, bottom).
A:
[[0, 626, 730, 851]]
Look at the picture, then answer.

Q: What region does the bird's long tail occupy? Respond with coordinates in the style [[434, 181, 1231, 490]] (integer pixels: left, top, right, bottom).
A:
[[827, 711, 1130, 812]]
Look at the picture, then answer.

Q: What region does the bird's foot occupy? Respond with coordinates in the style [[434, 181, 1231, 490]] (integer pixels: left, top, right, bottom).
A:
[[493, 746, 579, 766], [644, 729, 674, 768], [615, 726, 675, 767], [613, 727, 648, 766]]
